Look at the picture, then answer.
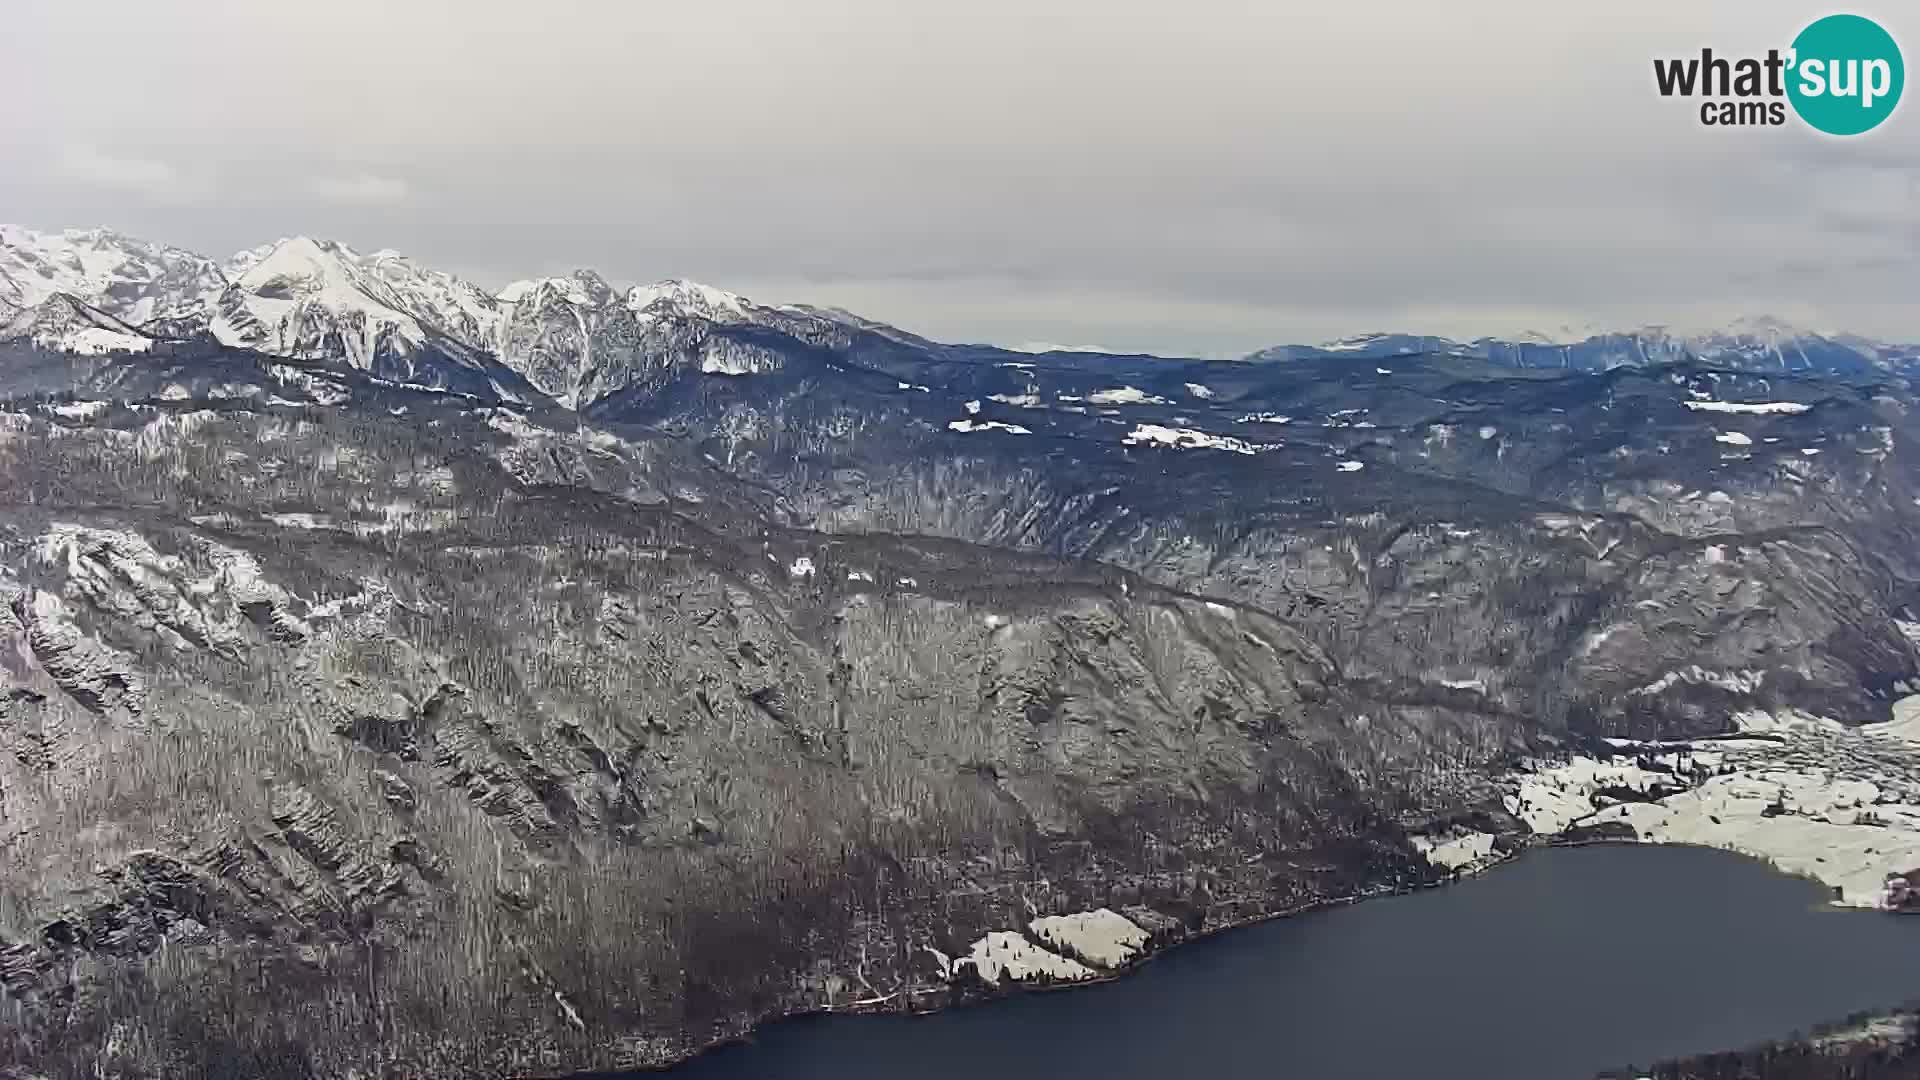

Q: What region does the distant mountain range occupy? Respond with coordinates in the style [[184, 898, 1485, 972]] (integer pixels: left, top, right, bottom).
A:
[[1246, 324, 1920, 377], [5, 225, 1915, 412]]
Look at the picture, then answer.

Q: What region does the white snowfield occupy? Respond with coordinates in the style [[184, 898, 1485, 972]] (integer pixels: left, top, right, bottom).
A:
[[955, 931, 1096, 986], [48, 326, 151, 355], [1632, 666, 1763, 697], [1122, 423, 1259, 455], [47, 400, 109, 420], [1410, 831, 1498, 871], [948, 419, 1032, 435], [987, 392, 1042, 408], [1498, 701, 1920, 908], [1027, 909, 1150, 968], [1087, 386, 1171, 406], [946, 908, 1151, 986], [1684, 400, 1812, 415], [1505, 755, 1686, 835]]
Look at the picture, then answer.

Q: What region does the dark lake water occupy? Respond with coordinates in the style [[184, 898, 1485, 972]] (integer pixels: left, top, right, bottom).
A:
[[656, 844, 1920, 1080]]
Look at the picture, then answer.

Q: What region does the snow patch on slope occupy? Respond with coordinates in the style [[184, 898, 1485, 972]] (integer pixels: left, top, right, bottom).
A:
[[1122, 424, 1257, 455], [1411, 831, 1498, 872], [1027, 909, 1148, 968], [1685, 400, 1812, 415], [949, 419, 1032, 435], [954, 931, 1096, 986], [1088, 386, 1172, 406]]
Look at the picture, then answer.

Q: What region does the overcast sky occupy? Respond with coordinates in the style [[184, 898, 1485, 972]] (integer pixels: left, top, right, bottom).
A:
[[4, 0, 1914, 356]]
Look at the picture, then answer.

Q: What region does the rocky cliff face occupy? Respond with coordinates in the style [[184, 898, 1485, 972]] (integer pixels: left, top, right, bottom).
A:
[[1, 246, 1918, 1078]]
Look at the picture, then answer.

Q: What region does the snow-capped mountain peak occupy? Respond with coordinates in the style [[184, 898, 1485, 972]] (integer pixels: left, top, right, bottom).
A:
[[1, 292, 154, 355], [12, 220, 1910, 418], [497, 277, 573, 306], [0, 224, 227, 327], [234, 236, 387, 299], [209, 236, 520, 380], [224, 239, 281, 280], [626, 278, 749, 320], [496, 270, 618, 311], [217, 236, 431, 362]]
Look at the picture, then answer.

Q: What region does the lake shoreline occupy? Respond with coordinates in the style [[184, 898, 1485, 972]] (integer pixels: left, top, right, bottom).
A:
[[607, 834, 1711, 1077], [605, 707, 1920, 1077], [601, 861, 1462, 1076], [613, 840, 1920, 1080]]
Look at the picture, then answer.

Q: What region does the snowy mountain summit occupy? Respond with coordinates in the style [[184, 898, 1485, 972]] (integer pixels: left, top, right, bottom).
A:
[[0, 225, 810, 406], [0, 292, 152, 356], [0, 224, 224, 327], [4, 223, 1915, 411]]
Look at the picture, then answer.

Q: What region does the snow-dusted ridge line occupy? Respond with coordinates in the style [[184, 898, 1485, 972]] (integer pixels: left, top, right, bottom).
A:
[[1, 224, 784, 403], [0, 224, 226, 326], [9, 223, 1918, 404]]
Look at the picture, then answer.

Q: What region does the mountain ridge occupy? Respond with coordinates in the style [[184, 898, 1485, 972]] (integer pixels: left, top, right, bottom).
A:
[[6, 225, 1916, 412], [1248, 322, 1915, 377]]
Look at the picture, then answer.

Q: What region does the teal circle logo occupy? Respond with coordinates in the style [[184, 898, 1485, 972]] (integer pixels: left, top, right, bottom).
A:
[[1788, 14, 1904, 135]]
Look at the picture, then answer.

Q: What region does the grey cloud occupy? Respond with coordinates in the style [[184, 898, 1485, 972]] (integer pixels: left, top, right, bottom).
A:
[[306, 173, 412, 207], [2, 0, 1916, 353], [52, 145, 209, 204]]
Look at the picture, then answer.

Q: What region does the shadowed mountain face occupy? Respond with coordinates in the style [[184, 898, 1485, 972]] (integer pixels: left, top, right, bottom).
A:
[[2, 231, 1919, 1079]]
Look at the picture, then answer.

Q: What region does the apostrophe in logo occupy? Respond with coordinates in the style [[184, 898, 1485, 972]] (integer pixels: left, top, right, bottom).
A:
[[1652, 13, 1903, 135], [1787, 14, 1903, 134]]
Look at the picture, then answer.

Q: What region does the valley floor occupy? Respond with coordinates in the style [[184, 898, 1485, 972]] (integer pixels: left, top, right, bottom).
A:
[[1463, 697, 1920, 909]]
